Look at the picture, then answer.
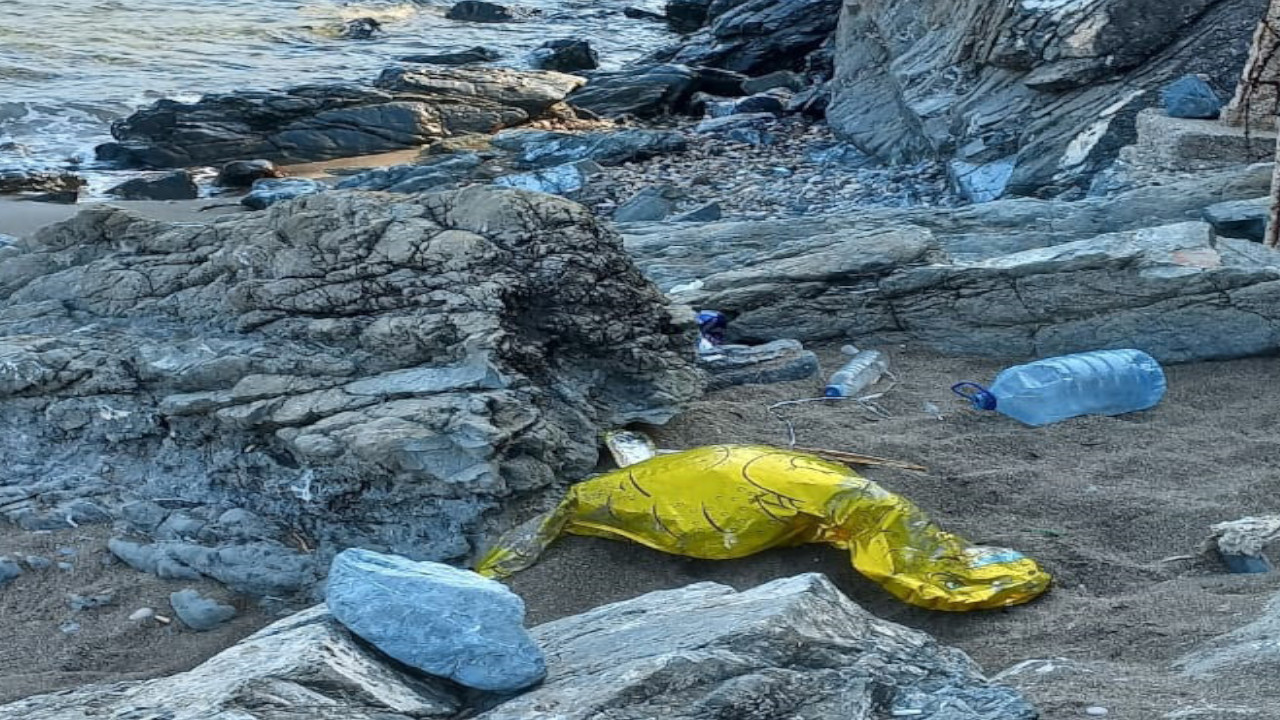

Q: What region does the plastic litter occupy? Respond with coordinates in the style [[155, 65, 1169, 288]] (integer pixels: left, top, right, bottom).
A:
[[824, 345, 889, 398], [604, 430, 658, 468], [1206, 515, 1280, 574], [696, 309, 728, 355], [477, 445, 1051, 611], [952, 349, 1166, 426]]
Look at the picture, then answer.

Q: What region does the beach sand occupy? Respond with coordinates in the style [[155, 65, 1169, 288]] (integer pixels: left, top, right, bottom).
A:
[[1, 344, 1278, 717]]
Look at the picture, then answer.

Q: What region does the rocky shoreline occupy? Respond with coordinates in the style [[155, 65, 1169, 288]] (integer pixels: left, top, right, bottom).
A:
[[5, 0, 1280, 718]]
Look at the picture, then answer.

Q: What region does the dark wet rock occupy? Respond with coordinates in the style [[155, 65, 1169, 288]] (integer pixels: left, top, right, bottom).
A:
[[336, 153, 484, 193], [1164, 74, 1224, 119], [327, 549, 545, 692], [170, 588, 237, 631], [530, 39, 599, 74], [23, 191, 80, 204], [339, 17, 382, 40], [106, 171, 199, 201], [97, 69, 583, 168], [701, 339, 819, 389], [491, 128, 687, 168], [695, 112, 776, 144], [446, 0, 517, 23], [215, 159, 285, 188], [493, 160, 601, 197], [666, 0, 712, 33], [568, 64, 744, 118], [707, 92, 786, 117], [827, 0, 1265, 197], [660, 0, 841, 75], [614, 184, 682, 223], [0, 187, 702, 595], [624, 6, 665, 20], [401, 46, 501, 65], [240, 177, 326, 209], [0, 169, 84, 195]]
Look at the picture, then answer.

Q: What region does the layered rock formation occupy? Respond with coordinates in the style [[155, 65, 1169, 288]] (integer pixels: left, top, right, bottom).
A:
[[626, 164, 1280, 362], [0, 575, 1036, 720], [826, 0, 1267, 196], [96, 67, 585, 168], [0, 187, 702, 595]]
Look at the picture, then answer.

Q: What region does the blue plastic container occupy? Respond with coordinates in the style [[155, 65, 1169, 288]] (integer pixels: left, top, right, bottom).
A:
[[952, 349, 1167, 427]]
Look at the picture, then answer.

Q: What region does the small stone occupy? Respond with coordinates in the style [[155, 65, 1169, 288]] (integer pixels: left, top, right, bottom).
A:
[[24, 555, 52, 570], [67, 590, 116, 612], [1163, 75, 1222, 120], [214, 160, 284, 188], [57, 561, 74, 572], [59, 621, 81, 634], [129, 607, 156, 623], [0, 557, 22, 586], [1085, 707, 1108, 716], [106, 171, 199, 201], [170, 588, 238, 631]]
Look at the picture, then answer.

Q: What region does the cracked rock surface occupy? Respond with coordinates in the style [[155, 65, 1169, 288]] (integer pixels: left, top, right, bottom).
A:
[[0, 186, 703, 596]]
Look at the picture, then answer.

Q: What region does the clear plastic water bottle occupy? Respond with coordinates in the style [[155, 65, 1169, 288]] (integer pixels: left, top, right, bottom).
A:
[[952, 349, 1166, 427], [824, 346, 889, 398]]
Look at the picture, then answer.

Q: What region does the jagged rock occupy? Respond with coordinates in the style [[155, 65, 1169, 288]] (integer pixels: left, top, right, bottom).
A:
[[336, 153, 484, 193], [530, 39, 599, 73], [401, 46, 502, 65], [658, 0, 842, 75], [674, 201, 722, 222], [241, 177, 326, 209], [446, 0, 518, 22], [1164, 74, 1224, 119], [106, 171, 199, 201], [0, 187, 702, 594], [339, 17, 382, 39], [1178, 590, 1280, 678], [568, 64, 743, 117], [0, 168, 84, 195], [475, 574, 1035, 720], [666, 0, 712, 33], [614, 184, 681, 222], [327, 549, 545, 692], [742, 70, 806, 94], [0, 606, 461, 719], [1203, 196, 1269, 243], [215, 159, 285, 188], [96, 68, 583, 168], [826, 0, 1266, 196], [491, 128, 687, 168], [700, 339, 819, 389], [624, 165, 1280, 362], [694, 112, 775, 144], [493, 160, 601, 196]]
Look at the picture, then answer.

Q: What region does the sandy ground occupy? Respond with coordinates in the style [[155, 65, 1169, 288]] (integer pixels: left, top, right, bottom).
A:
[[2, 344, 1279, 718]]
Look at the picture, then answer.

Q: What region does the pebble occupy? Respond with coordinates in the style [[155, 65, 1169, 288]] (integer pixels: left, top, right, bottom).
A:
[[24, 555, 52, 570], [1085, 707, 1109, 716], [57, 561, 74, 571], [170, 588, 237, 631], [58, 621, 81, 635], [67, 590, 115, 612]]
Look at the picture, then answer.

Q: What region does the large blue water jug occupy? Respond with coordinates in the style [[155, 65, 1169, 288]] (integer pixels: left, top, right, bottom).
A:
[[952, 349, 1167, 427]]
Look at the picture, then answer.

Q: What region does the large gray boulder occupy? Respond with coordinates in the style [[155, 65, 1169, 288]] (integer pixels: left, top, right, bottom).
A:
[[626, 164, 1280, 362], [827, 0, 1265, 195], [0, 186, 702, 595], [476, 574, 1034, 720], [0, 606, 462, 720], [327, 549, 544, 692], [96, 68, 585, 168], [660, 0, 843, 75]]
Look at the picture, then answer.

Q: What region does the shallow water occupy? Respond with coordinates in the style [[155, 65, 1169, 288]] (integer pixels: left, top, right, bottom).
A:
[[0, 0, 672, 175]]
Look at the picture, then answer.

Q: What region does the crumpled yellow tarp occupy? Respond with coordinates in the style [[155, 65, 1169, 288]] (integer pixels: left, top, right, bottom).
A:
[[476, 444, 1051, 611]]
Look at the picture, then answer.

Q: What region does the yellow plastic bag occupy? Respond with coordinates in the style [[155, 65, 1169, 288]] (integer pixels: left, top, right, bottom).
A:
[[476, 445, 1051, 611]]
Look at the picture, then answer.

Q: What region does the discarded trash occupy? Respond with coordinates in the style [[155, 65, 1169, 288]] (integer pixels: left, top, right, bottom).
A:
[[952, 349, 1166, 426], [1206, 515, 1280, 574], [825, 345, 889, 398], [477, 445, 1051, 611], [604, 430, 658, 468], [696, 309, 727, 355]]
